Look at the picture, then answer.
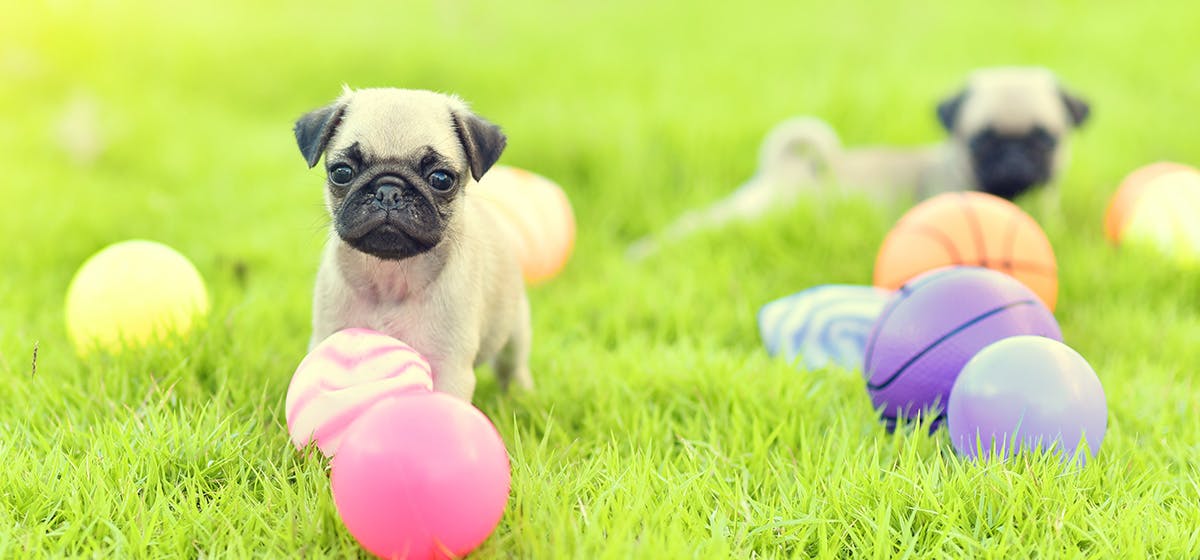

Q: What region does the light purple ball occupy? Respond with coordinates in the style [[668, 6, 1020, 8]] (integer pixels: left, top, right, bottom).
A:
[[948, 336, 1107, 464], [863, 266, 1062, 429]]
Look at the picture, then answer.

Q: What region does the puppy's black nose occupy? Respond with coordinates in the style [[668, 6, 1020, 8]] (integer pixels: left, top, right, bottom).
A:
[[374, 185, 403, 210]]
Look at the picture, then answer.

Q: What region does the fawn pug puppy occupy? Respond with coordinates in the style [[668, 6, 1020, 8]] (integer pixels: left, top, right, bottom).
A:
[[628, 67, 1090, 259], [295, 87, 533, 401]]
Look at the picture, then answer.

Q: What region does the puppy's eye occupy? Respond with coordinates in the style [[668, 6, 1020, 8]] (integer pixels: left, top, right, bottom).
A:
[[428, 170, 455, 191], [329, 164, 355, 185]]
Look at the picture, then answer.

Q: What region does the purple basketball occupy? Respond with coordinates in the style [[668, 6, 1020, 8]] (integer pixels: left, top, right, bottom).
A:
[[862, 266, 1062, 429]]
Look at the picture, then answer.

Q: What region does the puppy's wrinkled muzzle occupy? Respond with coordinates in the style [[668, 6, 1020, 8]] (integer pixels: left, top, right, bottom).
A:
[[336, 181, 444, 260]]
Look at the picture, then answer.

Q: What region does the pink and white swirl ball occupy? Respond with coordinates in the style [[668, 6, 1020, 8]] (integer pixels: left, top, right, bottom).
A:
[[285, 328, 433, 457]]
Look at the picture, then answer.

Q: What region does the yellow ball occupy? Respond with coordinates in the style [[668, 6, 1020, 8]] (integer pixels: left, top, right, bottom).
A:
[[1122, 171, 1200, 266], [65, 240, 209, 354]]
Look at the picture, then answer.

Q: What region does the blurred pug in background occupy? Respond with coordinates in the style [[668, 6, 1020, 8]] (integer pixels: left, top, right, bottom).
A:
[[628, 66, 1090, 260]]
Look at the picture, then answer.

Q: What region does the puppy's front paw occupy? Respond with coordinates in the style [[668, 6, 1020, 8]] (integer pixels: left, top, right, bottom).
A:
[[433, 368, 478, 402], [504, 365, 535, 392]]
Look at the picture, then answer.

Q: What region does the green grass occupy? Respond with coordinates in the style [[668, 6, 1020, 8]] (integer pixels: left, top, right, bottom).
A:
[[3, 0, 1200, 557]]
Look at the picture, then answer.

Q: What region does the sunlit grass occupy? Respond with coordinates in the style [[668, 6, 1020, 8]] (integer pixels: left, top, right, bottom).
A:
[[2, 0, 1200, 557]]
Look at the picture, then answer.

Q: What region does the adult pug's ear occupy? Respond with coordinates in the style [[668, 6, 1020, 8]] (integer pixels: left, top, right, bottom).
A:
[[294, 102, 347, 168], [1059, 89, 1091, 127], [936, 90, 967, 132], [452, 109, 507, 181]]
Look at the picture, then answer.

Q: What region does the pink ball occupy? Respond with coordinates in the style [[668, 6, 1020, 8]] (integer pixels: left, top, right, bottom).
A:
[[331, 393, 512, 560], [285, 328, 433, 456]]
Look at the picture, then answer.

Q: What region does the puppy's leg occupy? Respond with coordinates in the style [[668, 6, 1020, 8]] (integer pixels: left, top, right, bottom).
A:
[[494, 296, 534, 392], [432, 360, 479, 402], [308, 253, 348, 351], [1042, 184, 1064, 225], [1028, 183, 1065, 231]]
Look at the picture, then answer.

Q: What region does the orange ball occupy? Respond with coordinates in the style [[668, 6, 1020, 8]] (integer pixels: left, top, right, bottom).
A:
[[474, 165, 576, 284], [874, 192, 1058, 311], [1104, 162, 1198, 244]]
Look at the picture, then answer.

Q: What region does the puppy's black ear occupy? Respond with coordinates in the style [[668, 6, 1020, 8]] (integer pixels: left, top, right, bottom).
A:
[[294, 102, 347, 168], [936, 90, 967, 131], [1060, 89, 1090, 127], [452, 110, 507, 181]]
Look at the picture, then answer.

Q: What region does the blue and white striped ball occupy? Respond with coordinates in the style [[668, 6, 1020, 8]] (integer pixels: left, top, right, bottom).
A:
[[758, 285, 890, 372]]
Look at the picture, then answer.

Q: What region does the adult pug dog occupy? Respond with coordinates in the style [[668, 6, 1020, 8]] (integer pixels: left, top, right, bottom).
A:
[[628, 66, 1090, 260], [294, 87, 533, 401]]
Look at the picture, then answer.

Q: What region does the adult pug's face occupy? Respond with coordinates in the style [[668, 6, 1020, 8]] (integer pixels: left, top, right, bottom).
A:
[[938, 68, 1090, 200], [294, 88, 506, 261]]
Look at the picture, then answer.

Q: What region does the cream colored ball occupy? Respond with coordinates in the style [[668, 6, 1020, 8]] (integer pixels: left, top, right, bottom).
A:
[[65, 240, 209, 354], [1122, 171, 1200, 266], [474, 165, 576, 284]]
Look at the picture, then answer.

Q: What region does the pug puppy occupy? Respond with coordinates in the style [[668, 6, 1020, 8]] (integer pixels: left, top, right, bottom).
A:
[[933, 66, 1091, 200], [295, 87, 533, 401], [627, 66, 1090, 260]]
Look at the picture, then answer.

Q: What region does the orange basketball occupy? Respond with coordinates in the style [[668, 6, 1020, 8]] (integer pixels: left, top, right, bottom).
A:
[[474, 165, 576, 284], [874, 191, 1058, 311], [1104, 162, 1198, 244]]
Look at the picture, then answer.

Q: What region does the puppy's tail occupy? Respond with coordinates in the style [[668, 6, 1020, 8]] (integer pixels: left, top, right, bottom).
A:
[[757, 116, 842, 177]]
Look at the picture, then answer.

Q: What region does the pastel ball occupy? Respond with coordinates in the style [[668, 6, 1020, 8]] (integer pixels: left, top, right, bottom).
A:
[[863, 267, 1062, 430], [475, 165, 576, 284], [948, 336, 1107, 464], [64, 239, 209, 355], [331, 393, 511, 560], [758, 285, 890, 372], [1121, 170, 1200, 265], [285, 328, 434, 457], [1104, 162, 1196, 244]]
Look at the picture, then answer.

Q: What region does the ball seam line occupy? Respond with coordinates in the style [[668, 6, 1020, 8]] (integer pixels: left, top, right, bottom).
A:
[[905, 224, 964, 265], [866, 299, 1039, 390], [957, 193, 988, 266], [1002, 260, 1057, 276], [1001, 209, 1023, 270]]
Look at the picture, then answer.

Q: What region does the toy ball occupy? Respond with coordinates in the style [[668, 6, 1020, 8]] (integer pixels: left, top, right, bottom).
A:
[[285, 328, 433, 457], [874, 191, 1058, 311], [475, 165, 576, 284], [758, 285, 890, 372], [948, 335, 1107, 464], [64, 239, 209, 355], [1120, 170, 1200, 265], [331, 393, 511, 560], [1104, 162, 1196, 244], [863, 266, 1061, 430]]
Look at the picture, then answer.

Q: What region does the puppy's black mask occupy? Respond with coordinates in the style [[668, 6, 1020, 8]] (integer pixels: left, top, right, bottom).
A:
[[966, 127, 1057, 201], [324, 143, 457, 260], [293, 100, 506, 261]]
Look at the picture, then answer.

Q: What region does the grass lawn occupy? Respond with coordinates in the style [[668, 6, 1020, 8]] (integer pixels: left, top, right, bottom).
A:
[[3, 0, 1200, 557]]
